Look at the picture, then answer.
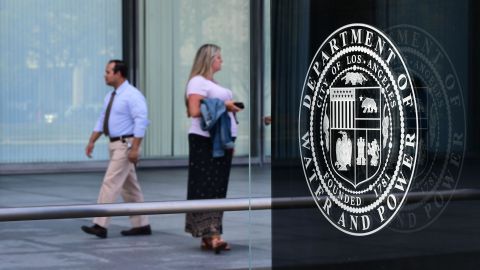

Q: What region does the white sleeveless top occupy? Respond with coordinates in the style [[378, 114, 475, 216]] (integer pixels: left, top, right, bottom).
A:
[[186, 75, 238, 138]]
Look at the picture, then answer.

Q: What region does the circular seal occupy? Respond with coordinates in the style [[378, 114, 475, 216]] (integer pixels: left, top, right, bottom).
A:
[[386, 25, 466, 232], [298, 23, 419, 236]]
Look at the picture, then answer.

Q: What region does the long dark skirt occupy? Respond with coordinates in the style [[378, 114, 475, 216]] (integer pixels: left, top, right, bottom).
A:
[[185, 134, 234, 237]]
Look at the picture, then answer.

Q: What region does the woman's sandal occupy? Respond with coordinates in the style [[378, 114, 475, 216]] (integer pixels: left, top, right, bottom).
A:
[[201, 236, 231, 253], [211, 236, 228, 254], [201, 237, 213, 250]]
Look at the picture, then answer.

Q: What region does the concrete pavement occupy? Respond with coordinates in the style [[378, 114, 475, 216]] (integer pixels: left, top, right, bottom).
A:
[[0, 165, 271, 270]]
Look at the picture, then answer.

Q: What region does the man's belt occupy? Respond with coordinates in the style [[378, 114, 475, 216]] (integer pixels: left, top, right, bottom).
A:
[[109, 134, 134, 142]]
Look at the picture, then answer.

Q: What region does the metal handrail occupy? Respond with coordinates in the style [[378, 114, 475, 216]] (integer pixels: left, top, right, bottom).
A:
[[0, 188, 479, 222]]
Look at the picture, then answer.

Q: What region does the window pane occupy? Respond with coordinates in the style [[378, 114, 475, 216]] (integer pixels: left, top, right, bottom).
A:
[[264, 0, 271, 158], [142, 0, 250, 158], [0, 0, 122, 163]]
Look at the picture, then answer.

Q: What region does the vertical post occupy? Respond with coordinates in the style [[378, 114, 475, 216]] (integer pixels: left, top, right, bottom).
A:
[[122, 0, 139, 87], [250, 0, 264, 163]]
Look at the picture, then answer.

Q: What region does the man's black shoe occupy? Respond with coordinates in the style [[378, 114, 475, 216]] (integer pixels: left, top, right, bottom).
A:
[[81, 224, 107, 238], [121, 225, 152, 236]]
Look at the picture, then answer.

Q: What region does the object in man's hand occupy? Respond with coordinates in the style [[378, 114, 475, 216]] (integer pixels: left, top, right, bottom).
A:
[[234, 102, 245, 109]]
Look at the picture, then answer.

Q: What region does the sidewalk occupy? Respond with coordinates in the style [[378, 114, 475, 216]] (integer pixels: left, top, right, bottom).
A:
[[0, 165, 271, 270]]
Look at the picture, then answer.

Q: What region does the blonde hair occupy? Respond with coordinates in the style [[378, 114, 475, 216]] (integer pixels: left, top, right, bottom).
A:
[[188, 44, 221, 80], [185, 44, 221, 116]]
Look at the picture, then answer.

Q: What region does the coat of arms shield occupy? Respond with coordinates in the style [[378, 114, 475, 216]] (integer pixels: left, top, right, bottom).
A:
[[325, 73, 387, 188]]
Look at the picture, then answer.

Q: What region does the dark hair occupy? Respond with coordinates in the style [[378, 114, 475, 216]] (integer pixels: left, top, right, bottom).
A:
[[108, 59, 128, 78]]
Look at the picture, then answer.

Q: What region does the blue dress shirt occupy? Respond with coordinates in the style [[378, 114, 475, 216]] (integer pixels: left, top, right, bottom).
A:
[[94, 81, 149, 137]]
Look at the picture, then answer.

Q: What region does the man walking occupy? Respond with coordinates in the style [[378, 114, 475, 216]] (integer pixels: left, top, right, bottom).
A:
[[81, 60, 151, 238]]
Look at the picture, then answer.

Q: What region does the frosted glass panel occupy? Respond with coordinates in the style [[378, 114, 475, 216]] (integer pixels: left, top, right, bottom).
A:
[[0, 0, 122, 163], [143, 0, 250, 157]]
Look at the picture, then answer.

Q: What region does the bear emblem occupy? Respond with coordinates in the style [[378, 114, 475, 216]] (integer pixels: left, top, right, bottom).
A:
[[341, 72, 368, 85], [361, 97, 377, 113]]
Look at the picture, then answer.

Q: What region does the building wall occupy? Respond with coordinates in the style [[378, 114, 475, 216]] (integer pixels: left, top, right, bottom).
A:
[[0, 0, 271, 167]]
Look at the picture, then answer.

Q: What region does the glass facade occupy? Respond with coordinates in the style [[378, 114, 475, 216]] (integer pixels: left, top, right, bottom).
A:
[[0, 1, 269, 268], [1, 0, 480, 269], [0, 0, 122, 163], [271, 0, 480, 268], [0, 0, 268, 165], [139, 0, 251, 158]]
